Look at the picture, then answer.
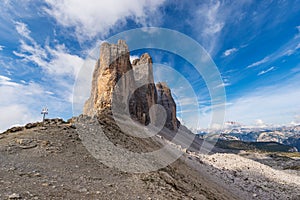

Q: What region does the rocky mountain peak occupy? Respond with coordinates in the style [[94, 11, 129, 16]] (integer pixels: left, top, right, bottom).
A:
[[83, 40, 179, 130], [132, 53, 152, 65], [83, 40, 134, 116]]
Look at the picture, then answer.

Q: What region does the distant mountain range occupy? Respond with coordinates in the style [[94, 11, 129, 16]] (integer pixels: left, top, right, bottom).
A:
[[197, 125, 300, 152]]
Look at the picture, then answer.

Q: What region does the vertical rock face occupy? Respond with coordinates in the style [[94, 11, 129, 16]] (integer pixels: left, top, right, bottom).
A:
[[83, 40, 134, 116], [83, 40, 180, 131], [156, 82, 180, 131], [131, 53, 157, 125]]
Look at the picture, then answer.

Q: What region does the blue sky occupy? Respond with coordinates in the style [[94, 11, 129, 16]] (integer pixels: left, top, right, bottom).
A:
[[0, 0, 300, 131]]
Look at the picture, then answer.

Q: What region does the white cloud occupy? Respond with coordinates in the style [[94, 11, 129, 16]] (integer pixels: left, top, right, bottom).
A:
[[14, 21, 32, 41], [195, 1, 224, 54], [130, 55, 139, 63], [225, 75, 300, 126], [246, 30, 300, 69], [290, 115, 300, 125], [0, 22, 85, 132], [0, 104, 40, 133], [0, 45, 4, 51], [194, 73, 300, 128], [200, 1, 224, 36], [257, 66, 275, 76], [246, 56, 270, 68], [223, 48, 238, 56], [283, 42, 300, 56], [176, 97, 199, 107], [0, 77, 45, 132], [45, 44, 84, 77], [254, 119, 266, 128], [0, 75, 18, 86], [214, 82, 231, 88], [186, 1, 254, 56], [0, 75, 11, 82], [13, 22, 84, 77], [0, 75, 72, 132], [44, 0, 165, 41]]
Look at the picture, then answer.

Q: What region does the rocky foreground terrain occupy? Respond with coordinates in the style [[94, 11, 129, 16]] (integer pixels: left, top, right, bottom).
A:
[[0, 119, 237, 200], [0, 119, 299, 200]]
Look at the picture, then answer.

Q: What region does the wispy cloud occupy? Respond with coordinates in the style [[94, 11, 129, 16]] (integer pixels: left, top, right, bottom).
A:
[[246, 25, 300, 69], [14, 21, 32, 40], [257, 66, 275, 76], [0, 70, 76, 132], [214, 82, 231, 89], [246, 56, 270, 68], [0, 21, 87, 131], [0, 76, 51, 132], [226, 77, 300, 126], [186, 0, 259, 56], [223, 48, 238, 57], [44, 0, 165, 41], [283, 42, 300, 56], [0, 75, 18, 86], [0, 45, 4, 51], [221, 74, 300, 127], [194, 1, 224, 54], [13, 21, 84, 77], [200, 1, 224, 36], [191, 71, 300, 129]]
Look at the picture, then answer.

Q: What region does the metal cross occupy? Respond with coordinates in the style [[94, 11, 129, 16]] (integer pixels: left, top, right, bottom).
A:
[[41, 107, 48, 122]]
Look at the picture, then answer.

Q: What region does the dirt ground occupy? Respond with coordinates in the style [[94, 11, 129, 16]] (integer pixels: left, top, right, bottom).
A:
[[0, 119, 240, 200], [1, 118, 299, 200]]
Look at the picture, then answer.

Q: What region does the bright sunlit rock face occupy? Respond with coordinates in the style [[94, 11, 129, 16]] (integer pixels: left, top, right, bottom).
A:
[[83, 40, 179, 130]]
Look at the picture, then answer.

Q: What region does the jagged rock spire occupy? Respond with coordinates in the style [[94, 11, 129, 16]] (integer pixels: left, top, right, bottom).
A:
[[83, 40, 179, 130]]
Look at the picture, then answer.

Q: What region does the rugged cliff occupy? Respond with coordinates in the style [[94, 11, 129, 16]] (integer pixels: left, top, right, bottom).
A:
[[130, 53, 157, 125], [83, 40, 134, 116], [83, 40, 179, 130], [156, 82, 180, 131]]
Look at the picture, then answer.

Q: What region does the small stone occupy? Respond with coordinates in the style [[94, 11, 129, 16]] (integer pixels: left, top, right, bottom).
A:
[[79, 188, 88, 193], [9, 167, 16, 171], [34, 172, 41, 177], [16, 139, 32, 145], [8, 193, 21, 199], [40, 140, 50, 147]]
